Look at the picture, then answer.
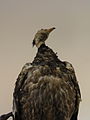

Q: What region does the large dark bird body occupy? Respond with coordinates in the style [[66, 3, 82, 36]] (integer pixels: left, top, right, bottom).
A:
[[13, 44, 81, 120]]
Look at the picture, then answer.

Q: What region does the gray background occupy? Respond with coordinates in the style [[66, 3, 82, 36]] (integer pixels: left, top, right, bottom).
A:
[[0, 0, 90, 120]]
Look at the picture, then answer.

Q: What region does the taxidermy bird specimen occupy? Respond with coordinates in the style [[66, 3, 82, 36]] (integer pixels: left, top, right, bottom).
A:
[[12, 27, 81, 120]]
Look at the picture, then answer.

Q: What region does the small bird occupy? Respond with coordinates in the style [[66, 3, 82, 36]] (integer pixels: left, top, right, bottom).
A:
[[13, 27, 81, 120]]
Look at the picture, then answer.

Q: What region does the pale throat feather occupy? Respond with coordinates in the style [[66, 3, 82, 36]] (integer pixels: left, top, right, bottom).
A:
[[36, 41, 45, 48]]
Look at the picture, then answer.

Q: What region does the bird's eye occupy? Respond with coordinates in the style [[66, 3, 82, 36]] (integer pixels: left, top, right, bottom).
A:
[[39, 33, 48, 40]]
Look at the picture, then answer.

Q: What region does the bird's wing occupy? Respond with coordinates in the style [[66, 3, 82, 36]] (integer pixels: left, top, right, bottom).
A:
[[14, 63, 32, 92], [64, 61, 81, 102], [13, 63, 32, 120], [63, 61, 81, 120]]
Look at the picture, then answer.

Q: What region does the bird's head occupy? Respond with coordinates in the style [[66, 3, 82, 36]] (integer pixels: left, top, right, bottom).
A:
[[32, 27, 55, 48]]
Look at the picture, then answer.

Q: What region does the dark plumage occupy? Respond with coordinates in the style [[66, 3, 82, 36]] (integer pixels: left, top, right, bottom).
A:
[[0, 112, 14, 120], [13, 28, 81, 120]]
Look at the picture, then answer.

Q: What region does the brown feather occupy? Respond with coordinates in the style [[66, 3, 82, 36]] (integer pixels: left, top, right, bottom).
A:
[[13, 44, 81, 120]]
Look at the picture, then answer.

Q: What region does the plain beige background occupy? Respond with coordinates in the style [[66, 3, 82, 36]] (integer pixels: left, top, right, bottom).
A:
[[0, 0, 90, 120]]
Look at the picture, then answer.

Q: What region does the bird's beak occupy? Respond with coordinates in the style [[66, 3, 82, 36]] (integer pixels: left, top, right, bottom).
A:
[[47, 27, 56, 34]]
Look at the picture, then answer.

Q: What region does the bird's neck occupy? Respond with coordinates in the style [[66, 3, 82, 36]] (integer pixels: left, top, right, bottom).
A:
[[36, 41, 45, 48], [32, 44, 62, 66], [38, 43, 47, 50]]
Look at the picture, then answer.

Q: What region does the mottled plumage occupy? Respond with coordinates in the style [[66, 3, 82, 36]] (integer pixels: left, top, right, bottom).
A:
[[13, 28, 81, 120]]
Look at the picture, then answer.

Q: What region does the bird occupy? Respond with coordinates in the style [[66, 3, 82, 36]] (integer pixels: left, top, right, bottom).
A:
[[13, 27, 81, 120]]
